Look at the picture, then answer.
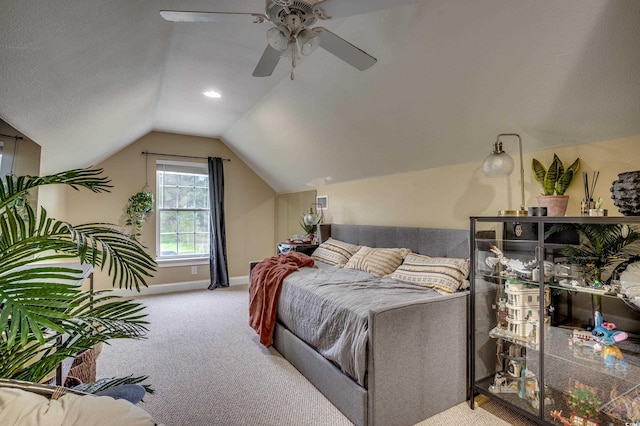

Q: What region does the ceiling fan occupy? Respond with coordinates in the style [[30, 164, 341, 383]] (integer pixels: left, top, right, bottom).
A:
[[160, 0, 417, 79]]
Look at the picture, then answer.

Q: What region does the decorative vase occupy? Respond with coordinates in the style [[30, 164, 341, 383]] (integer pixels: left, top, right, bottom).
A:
[[610, 170, 640, 216], [536, 195, 569, 217]]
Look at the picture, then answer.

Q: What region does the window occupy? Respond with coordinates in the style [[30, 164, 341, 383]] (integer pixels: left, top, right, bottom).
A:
[[156, 161, 209, 261]]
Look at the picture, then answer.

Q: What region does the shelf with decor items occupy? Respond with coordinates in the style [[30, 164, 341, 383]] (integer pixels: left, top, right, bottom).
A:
[[470, 216, 640, 426]]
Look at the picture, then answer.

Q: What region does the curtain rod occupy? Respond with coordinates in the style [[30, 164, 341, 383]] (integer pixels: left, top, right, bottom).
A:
[[0, 133, 24, 140], [141, 151, 230, 161]]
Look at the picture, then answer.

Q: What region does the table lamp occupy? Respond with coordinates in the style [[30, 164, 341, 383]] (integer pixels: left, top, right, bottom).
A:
[[303, 203, 324, 227], [482, 133, 527, 217]]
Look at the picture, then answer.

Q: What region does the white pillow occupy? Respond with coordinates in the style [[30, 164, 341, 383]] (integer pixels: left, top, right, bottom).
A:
[[0, 387, 156, 426], [344, 246, 411, 277], [391, 253, 470, 293], [311, 238, 360, 267]]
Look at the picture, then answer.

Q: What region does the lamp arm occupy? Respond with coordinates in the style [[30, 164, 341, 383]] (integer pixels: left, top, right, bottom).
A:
[[497, 133, 525, 211]]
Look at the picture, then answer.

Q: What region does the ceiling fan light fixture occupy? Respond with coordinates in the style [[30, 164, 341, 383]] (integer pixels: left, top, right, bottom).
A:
[[267, 25, 291, 51], [161, 0, 380, 78], [298, 29, 319, 56]]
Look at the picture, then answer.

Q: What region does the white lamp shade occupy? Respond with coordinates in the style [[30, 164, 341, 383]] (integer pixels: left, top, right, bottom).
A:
[[303, 212, 320, 226], [267, 26, 291, 51], [482, 151, 514, 177], [298, 29, 319, 56]]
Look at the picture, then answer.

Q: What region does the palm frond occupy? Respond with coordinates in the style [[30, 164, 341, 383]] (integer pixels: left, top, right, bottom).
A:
[[0, 168, 112, 211], [74, 375, 154, 395], [1, 290, 148, 382], [0, 205, 155, 290], [5, 337, 91, 383], [547, 223, 640, 269]]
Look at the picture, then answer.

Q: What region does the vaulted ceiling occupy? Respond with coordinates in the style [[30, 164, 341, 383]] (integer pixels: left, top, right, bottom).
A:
[[1, 0, 639, 193]]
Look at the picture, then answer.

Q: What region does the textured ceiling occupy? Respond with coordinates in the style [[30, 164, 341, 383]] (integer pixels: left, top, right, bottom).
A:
[[1, 0, 639, 192]]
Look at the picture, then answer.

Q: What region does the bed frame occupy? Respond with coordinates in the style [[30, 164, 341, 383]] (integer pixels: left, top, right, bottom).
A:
[[269, 224, 470, 426]]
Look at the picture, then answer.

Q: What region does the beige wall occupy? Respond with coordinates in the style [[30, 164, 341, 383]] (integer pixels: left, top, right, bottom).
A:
[[59, 131, 276, 290], [310, 135, 640, 229], [29, 131, 639, 291], [1, 119, 42, 207], [0, 120, 41, 178], [276, 190, 316, 242]]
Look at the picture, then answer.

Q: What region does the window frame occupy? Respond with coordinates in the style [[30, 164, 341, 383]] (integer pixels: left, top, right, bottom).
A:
[[0, 140, 4, 176], [155, 159, 210, 266]]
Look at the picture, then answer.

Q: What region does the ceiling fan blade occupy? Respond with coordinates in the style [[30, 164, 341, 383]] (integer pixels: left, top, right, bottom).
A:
[[160, 10, 268, 24], [253, 45, 282, 77], [313, 0, 417, 19], [313, 27, 376, 71]]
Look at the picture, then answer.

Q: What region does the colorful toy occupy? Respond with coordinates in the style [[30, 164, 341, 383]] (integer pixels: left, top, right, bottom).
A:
[[592, 311, 628, 370]]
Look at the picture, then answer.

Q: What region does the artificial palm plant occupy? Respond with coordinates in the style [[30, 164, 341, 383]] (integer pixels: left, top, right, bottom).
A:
[[546, 223, 640, 312], [546, 223, 640, 280], [0, 168, 156, 385]]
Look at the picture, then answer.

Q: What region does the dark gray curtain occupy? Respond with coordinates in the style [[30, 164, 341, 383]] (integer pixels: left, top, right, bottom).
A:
[[207, 157, 229, 289]]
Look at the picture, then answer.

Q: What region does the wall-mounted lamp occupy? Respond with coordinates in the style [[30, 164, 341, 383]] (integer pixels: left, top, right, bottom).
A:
[[482, 133, 527, 217]]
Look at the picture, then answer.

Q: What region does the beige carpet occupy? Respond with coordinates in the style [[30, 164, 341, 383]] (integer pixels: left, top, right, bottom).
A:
[[416, 399, 535, 426], [97, 286, 535, 425]]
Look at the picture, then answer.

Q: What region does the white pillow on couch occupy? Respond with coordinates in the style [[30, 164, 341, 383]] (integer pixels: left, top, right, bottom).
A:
[[0, 387, 159, 426]]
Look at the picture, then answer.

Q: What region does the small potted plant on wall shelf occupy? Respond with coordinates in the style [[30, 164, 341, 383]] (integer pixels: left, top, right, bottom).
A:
[[126, 190, 154, 239], [532, 154, 580, 216]]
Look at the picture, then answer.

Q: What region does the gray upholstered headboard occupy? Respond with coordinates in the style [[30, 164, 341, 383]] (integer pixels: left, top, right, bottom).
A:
[[317, 224, 469, 259]]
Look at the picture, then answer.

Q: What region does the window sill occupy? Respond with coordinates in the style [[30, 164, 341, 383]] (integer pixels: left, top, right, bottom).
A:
[[156, 257, 209, 268]]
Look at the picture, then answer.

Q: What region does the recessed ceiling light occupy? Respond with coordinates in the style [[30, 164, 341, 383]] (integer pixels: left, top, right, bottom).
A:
[[203, 90, 221, 98]]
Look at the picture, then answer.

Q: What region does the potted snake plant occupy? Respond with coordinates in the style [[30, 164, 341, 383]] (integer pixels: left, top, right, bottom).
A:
[[532, 154, 580, 216]]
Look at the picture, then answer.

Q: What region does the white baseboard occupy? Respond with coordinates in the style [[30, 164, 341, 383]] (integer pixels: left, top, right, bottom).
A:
[[109, 275, 248, 297]]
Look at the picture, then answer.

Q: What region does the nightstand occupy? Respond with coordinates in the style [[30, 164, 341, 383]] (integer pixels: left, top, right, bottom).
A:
[[277, 242, 318, 256]]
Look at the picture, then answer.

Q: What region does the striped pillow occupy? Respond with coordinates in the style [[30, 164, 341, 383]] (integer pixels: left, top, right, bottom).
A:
[[311, 238, 361, 267], [344, 246, 411, 277], [391, 253, 470, 293]]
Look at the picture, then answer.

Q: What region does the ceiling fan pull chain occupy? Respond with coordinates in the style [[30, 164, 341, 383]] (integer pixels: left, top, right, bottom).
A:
[[292, 42, 297, 68], [290, 41, 297, 80]]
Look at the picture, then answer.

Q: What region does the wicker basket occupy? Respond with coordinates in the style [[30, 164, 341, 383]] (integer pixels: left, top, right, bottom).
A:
[[68, 343, 102, 384]]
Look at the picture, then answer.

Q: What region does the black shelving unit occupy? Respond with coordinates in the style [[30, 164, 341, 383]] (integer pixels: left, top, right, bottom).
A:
[[469, 216, 640, 425]]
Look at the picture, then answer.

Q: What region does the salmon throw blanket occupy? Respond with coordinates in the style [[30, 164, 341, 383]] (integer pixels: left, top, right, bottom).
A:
[[249, 252, 315, 346]]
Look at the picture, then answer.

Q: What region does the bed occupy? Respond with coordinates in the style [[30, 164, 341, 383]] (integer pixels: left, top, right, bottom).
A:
[[252, 224, 470, 426]]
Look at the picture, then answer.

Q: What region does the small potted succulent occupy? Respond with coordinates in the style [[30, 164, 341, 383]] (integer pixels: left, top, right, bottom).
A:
[[532, 154, 580, 216], [125, 190, 154, 239]]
